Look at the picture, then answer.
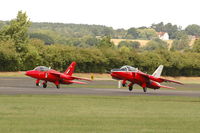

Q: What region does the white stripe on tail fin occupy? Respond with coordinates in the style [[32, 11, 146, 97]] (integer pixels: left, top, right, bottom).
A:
[[64, 62, 76, 76], [152, 65, 163, 78]]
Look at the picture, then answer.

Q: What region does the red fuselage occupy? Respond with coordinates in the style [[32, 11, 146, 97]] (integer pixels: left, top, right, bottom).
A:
[[26, 70, 74, 84], [111, 71, 160, 89]]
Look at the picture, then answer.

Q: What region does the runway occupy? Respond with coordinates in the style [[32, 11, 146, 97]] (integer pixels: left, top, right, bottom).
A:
[[0, 77, 200, 97]]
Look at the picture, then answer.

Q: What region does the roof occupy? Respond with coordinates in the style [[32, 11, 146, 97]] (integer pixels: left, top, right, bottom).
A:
[[157, 32, 167, 36]]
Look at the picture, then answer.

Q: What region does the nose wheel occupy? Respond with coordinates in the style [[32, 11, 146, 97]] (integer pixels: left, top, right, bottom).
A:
[[36, 79, 40, 86], [129, 86, 133, 91]]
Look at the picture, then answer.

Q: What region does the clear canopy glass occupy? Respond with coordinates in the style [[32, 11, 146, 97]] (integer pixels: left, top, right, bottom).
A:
[[120, 65, 138, 72], [34, 66, 50, 71]]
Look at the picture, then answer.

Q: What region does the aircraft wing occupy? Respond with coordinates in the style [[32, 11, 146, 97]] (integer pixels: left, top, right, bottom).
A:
[[71, 76, 92, 81], [64, 80, 87, 84], [49, 71, 62, 77], [138, 72, 183, 85], [159, 78, 183, 85]]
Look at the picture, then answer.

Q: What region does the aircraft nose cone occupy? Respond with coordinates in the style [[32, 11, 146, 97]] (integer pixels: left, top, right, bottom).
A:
[[25, 71, 30, 76], [110, 70, 117, 76], [25, 71, 34, 77]]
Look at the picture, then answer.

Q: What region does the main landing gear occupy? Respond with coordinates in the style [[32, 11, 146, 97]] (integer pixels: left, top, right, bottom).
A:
[[56, 85, 60, 89], [128, 83, 134, 91], [122, 83, 126, 87], [54, 81, 60, 89], [142, 83, 147, 93], [43, 81, 47, 88], [129, 86, 133, 91], [143, 87, 147, 92]]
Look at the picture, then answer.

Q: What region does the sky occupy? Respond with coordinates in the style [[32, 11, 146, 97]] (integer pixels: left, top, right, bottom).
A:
[[0, 0, 200, 29]]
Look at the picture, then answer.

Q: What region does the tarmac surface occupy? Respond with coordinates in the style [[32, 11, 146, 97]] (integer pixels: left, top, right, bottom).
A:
[[0, 77, 200, 97]]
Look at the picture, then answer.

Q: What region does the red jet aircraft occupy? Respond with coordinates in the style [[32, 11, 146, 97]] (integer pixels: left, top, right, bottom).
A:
[[111, 65, 183, 92], [25, 62, 91, 89]]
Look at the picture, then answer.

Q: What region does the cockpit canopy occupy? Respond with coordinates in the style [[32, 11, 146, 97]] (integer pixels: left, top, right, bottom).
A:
[[111, 65, 138, 72], [120, 65, 138, 72], [34, 66, 50, 71]]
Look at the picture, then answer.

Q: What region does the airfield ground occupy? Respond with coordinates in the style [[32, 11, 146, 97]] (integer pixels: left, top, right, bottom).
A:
[[0, 77, 200, 132]]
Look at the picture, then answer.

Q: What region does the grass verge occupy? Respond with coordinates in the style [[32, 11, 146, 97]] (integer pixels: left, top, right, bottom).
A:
[[0, 95, 200, 133]]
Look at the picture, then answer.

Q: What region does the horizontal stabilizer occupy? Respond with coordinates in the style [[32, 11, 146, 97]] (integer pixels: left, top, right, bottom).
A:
[[158, 84, 176, 89]]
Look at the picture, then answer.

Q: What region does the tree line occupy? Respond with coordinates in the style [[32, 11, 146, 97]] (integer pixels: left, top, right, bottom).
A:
[[0, 11, 200, 76]]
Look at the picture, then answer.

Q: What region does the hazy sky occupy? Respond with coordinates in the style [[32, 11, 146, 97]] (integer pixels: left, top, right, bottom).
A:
[[0, 0, 200, 29]]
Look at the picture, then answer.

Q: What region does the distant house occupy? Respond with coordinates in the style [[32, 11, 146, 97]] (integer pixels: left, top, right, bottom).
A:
[[157, 32, 169, 40]]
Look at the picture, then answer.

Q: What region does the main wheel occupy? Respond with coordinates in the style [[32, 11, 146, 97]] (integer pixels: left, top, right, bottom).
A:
[[143, 87, 147, 92], [122, 83, 126, 87], [129, 86, 133, 91], [43, 83, 47, 88], [56, 85, 60, 89]]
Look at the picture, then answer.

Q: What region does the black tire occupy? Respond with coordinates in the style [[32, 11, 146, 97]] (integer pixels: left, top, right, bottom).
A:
[[129, 86, 133, 91], [43, 83, 47, 88], [143, 87, 147, 92], [122, 84, 126, 87], [36, 83, 39, 86], [56, 85, 60, 89]]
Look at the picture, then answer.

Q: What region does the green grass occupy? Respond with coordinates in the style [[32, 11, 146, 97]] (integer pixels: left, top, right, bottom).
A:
[[0, 95, 200, 133]]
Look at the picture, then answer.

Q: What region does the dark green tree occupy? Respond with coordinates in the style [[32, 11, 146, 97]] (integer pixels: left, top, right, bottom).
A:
[[151, 22, 179, 39], [97, 36, 114, 48], [126, 27, 139, 39], [0, 11, 31, 52], [137, 28, 157, 40], [143, 38, 168, 51], [185, 24, 200, 36], [151, 22, 165, 32], [171, 31, 190, 50], [164, 23, 179, 39]]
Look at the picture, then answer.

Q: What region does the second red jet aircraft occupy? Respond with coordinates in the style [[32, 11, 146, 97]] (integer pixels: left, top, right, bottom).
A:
[[111, 65, 183, 92]]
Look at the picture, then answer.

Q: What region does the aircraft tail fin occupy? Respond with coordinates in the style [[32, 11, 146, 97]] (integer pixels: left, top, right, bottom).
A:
[[64, 62, 76, 76], [152, 65, 163, 78]]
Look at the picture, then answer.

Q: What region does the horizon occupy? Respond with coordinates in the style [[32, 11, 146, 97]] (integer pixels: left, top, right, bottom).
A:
[[0, 19, 195, 30]]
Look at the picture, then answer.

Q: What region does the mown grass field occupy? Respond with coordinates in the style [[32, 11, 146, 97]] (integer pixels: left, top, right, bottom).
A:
[[111, 39, 174, 47], [0, 95, 200, 133]]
